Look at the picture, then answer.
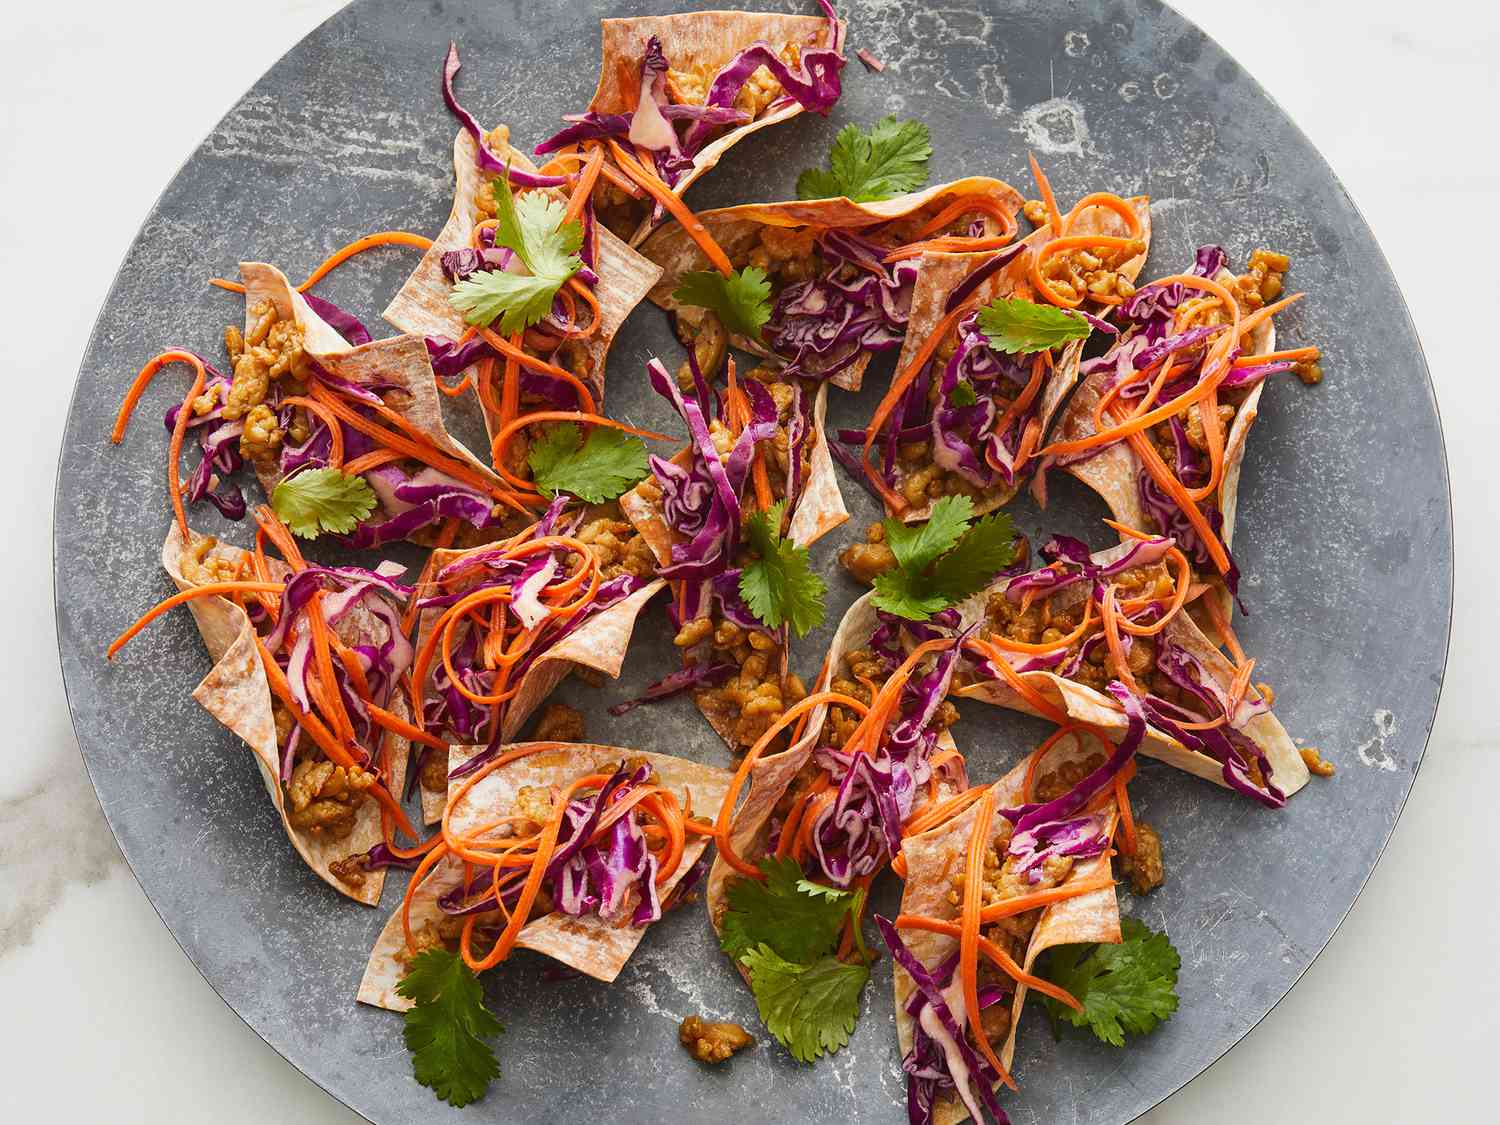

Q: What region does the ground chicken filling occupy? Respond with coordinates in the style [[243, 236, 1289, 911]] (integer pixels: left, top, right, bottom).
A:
[[976, 563, 1192, 705], [887, 320, 1031, 510], [221, 300, 313, 469], [1139, 249, 1304, 540], [1179, 249, 1314, 385], [1021, 199, 1145, 304], [745, 225, 824, 293], [679, 1015, 754, 1063], [838, 521, 899, 585], [678, 612, 807, 750], [825, 646, 959, 752], [1117, 821, 1165, 895], [571, 507, 658, 583], [668, 42, 800, 117]]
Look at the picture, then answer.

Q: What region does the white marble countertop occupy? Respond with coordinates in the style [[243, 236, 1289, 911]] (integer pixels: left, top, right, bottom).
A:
[[3, 0, 1492, 1120]]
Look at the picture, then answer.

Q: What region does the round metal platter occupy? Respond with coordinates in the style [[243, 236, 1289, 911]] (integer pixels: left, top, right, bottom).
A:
[[55, 1, 1451, 1122]]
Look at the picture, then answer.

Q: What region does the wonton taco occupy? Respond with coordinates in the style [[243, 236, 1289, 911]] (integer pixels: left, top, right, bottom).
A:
[[842, 180, 1150, 520], [107, 515, 426, 904], [408, 497, 667, 822], [639, 176, 1026, 391], [226, 261, 524, 549], [615, 354, 845, 751], [878, 720, 1133, 1125], [358, 742, 730, 1000], [382, 74, 662, 414], [1043, 245, 1320, 613], [700, 602, 974, 1056], [953, 533, 1309, 804], [535, 2, 848, 246]]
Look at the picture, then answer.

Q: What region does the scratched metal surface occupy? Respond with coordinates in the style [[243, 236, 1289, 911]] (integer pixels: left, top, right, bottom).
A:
[[54, 1, 1450, 1122]]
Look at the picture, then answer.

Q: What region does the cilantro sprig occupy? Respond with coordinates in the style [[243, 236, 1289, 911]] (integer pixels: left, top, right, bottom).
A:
[[740, 946, 868, 1063], [673, 266, 773, 342], [870, 495, 1020, 621], [1038, 918, 1181, 1047], [397, 948, 504, 1107], [720, 857, 870, 1063], [977, 296, 1091, 355], [740, 500, 827, 637], [270, 468, 377, 538], [449, 172, 583, 333], [527, 423, 648, 502], [796, 117, 933, 202]]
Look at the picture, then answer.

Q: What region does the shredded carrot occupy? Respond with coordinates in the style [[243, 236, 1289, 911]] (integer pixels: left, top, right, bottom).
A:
[[276, 395, 346, 467], [208, 231, 433, 294], [861, 303, 969, 510], [112, 351, 209, 541], [976, 872, 1116, 922], [106, 580, 285, 659], [474, 324, 597, 413], [1114, 771, 1137, 856], [894, 914, 1082, 1012], [605, 140, 732, 275], [959, 786, 1013, 1088], [1028, 153, 1064, 235]]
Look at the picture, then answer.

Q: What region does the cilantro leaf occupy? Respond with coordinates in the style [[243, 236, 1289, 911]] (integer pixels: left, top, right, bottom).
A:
[[883, 495, 974, 573], [527, 423, 648, 503], [396, 948, 503, 1107], [1038, 918, 1181, 1047], [449, 172, 582, 333], [796, 117, 932, 202], [870, 499, 1018, 621], [869, 571, 956, 622], [673, 267, 772, 342], [495, 176, 583, 280], [720, 857, 852, 965], [977, 296, 1091, 354], [949, 380, 978, 407], [270, 468, 378, 539], [741, 945, 869, 1063], [926, 510, 1018, 603], [450, 271, 565, 335], [740, 501, 827, 637]]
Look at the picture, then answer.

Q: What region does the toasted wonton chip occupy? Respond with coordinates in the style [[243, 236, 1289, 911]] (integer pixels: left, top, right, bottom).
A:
[[893, 733, 1121, 1123], [880, 196, 1151, 521], [161, 525, 409, 905], [381, 129, 661, 412], [411, 543, 666, 823], [239, 261, 509, 548], [358, 742, 731, 1005], [584, 7, 846, 245], [1051, 264, 1273, 553], [953, 540, 1309, 799]]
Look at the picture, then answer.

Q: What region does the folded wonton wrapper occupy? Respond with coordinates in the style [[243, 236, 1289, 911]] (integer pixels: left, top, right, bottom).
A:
[[639, 177, 1026, 391], [884, 196, 1151, 521], [587, 8, 846, 246], [380, 129, 662, 412], [358, 742, 731, 1005], [161, 524, 410, 905], [616, 380, 847, 748], [954, 539, 1309, 799], [239, 261, 508, 547], [412, 544, 666, 822], [1051, 265, 1272, 557], [704, 589, 963, 946], [893, 734, 1121, 1121]]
